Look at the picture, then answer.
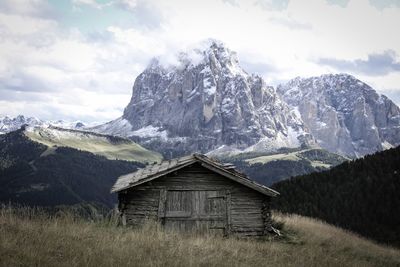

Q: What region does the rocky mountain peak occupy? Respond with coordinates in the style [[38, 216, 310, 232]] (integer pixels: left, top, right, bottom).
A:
[[92, 43, 400, 158], [96, 41, 315, 157], [202, 40, 243, 75], [145, 39, 245, 78], [277, 74, 400, 157]]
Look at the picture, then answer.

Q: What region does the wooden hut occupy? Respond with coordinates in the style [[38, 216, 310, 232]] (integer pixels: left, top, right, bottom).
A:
[[111, 154, 279, 237]]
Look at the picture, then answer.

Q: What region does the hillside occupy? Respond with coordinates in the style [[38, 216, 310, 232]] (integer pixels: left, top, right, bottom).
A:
[[25, 126, 162, 164], [0, 128, 145, 208], [271, 146, 400, 247], [218, 148, 347, 185], [1, 207, 399, 267]]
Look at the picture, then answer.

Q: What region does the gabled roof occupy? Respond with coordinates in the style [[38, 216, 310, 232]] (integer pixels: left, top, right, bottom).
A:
[[111, 154, 279, 197]]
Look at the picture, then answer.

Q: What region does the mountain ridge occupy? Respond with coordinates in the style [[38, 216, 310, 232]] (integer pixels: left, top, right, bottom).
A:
[[277, 74, 400, 157], [93, 41, 400, 159], [0, 115, 91, 135], [94, 40, 316, 158], [4, 42, 400, 159]]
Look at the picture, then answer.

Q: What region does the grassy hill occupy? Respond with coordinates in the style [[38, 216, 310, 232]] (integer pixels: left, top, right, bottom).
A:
[[25, 126, 162, 164], [0, 207, 399, 267], [0, 128, 145, 208], [218, 148, 347, 185], [272, 146, 400, 247]]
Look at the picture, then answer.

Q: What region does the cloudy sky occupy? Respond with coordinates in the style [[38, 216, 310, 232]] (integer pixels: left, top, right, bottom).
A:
[[1, 0, 400, 123]]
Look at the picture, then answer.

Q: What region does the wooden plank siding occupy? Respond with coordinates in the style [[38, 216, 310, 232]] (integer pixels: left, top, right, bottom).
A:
[[118, 163, 272, 237]]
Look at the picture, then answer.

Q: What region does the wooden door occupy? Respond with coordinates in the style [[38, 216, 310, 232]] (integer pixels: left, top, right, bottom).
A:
[[161, 190, 227, 235]]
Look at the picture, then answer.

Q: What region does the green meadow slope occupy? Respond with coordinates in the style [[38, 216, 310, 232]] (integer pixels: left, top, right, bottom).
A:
[[219, 148, 347, 185], [25, 126, 162, 164]]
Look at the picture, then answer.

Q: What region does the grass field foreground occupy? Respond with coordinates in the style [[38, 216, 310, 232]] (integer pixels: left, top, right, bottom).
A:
[[0, 206, 399, 267]]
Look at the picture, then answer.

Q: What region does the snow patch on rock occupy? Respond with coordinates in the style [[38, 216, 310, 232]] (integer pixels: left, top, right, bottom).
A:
[[131, 125, 168, 140]]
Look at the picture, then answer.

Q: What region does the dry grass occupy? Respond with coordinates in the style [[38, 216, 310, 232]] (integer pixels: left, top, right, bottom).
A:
[[0, 207, 399, 267]]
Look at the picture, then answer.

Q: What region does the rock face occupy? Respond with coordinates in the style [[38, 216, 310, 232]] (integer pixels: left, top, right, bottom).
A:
[[95, 43, 400, 158], [277, 74, 400, 157], [96, 41, 314, 157]]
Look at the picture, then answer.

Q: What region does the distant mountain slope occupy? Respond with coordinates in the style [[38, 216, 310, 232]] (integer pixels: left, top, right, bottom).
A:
[[0, 115, 43, 134], [25, 126, 162, 164], [277, 74, 400, 157], [0, 115, 89, 135], [0, 128, 145, 208], [271, 146, 400, 247], [217, 148, 347, 185], [93, 40, 315, 157]]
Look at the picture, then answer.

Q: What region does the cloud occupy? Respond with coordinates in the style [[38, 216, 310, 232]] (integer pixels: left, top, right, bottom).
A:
[[222, 0, 240, 7], [1, 0, 400, 122], [326, 0, 350, 7], [71, 0, 166, 31], [0, 88, 130, 122], [0, 0, 54, 18], [114, 0, 138, 10], [381, 89, 400, 105], [369, 0, 400, 9], [268, 17, 312, 30], [255, 0, 290, 11], [131, 2, 165, 30], [72, 0, 112, 10], [0, 90, 51, 102], [116, 0, 166, 30], [241, 60, 281, 76], [0, 1, 145, 121], [318, 50, 400, 76], [0, 68, 52, 92]]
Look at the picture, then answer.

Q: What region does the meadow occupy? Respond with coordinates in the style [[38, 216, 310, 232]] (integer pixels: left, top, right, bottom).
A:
[[0, 206, 399, 267]]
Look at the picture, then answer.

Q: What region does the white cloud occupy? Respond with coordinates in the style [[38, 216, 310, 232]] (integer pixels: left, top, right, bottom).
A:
[[360, 72, 400, 92], [72, 0, 113, 9], [114, 0, 138, 10], [0, 0, 399, 122]]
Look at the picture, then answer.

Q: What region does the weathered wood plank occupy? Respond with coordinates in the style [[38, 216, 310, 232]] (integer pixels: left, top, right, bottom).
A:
[[125, 206, 158, 212], [157, 189, 167, 220], [226, 190, 232, 235], [125, 212, 158, 217]]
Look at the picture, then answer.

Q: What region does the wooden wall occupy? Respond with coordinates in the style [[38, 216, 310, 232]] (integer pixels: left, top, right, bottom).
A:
[[118, 163, 272, 237]]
